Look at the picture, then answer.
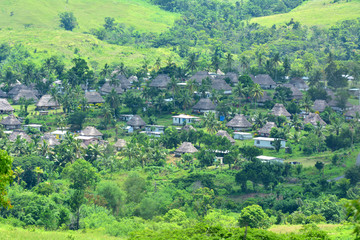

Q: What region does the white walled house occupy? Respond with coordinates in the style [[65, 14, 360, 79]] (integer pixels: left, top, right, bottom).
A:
[[234, 132, 252, 140], [254, 137, 286, 149], [172, 114, 200, 126], [256, 155, 284, 164]]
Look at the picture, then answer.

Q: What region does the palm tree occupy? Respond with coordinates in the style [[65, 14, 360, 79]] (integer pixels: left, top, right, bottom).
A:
[[186, 53, 199, 73], [180, 89, 193, 112], [233, 82, 245, 108], [291, 114, 302, 131], [34, 167, 44, 185], [50, 87, 60, 114], [329, 113, 344, 136], [253, 112, 267, 129], [301, 95, 313, 114], [272, 53, 281, 81], [240, 55, 250, 73], [226, 53, 234, 72], [14, 166, 24, 185], [167, 77, 179, 108], [203, 112, 219, 134], [154, 57, 161, 71], [251, 84, 263, 109]]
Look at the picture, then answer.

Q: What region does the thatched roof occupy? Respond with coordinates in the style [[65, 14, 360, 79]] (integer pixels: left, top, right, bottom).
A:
[[282, 84, 303, 100], [0, 89, 7, 98], [226, 114, 252, 129], [225, 72, 238, 84], [100, 82, 123, 95], [313, 100, 328, 113], [0, 99, 14, 112], [114, 139, 126, 148], [85, 91, 105, 104], [211, 79, 232, 92], [149, 74, 171, 88], [8, 84, 30, 97], [258, 122, 276, 136], [13, 90, 38, 103], [189, 71, 213, 84], [181, 125, 197, 132], [216, 130, 236, 144], [41, 133, 60, 146], [127, 115, 146, 127], [1, 114, 21, 126], [192, 98, 216, 111], [304, 113, 327, 126], [175, 142, 198, 154], [270, 103, 291, 117], [128, 75, 138, 83], [252, 74, 276, 86], [257, 91, 273, 103], [116, 74, 131, 89], [8, 131, 31, 142], [345, 105, 360, 118], [36, 95, 60, 108], [80, 126, 103, 137], [290, 77, 309, 91]]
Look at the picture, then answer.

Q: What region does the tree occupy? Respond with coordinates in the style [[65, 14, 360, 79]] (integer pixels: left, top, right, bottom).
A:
[[186, 53, 199, 73], [0, 150, 13, 209], [271, 139, 281, 152], [250, 83, 263, 109], [63, 159, 99, 190], [226, 52, 233, 72], [67, 58, 94, 87], [315, 161, 324, 173], [239, 204, 270, 240], [197, 149, 215, 168], [203, 112, 219, 134], [59, 12, 78, 31]]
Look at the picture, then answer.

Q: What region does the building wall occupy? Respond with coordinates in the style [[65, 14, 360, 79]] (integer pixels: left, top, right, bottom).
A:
[[254, 139, 286, 149]]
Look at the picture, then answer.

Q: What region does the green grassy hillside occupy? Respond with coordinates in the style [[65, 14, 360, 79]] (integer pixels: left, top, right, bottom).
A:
[[252, 0, 360, 27]]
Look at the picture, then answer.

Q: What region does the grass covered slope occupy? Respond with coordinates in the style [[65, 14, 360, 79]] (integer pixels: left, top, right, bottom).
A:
[[0, 0, 179, 32], [252, 0, 360, 27]]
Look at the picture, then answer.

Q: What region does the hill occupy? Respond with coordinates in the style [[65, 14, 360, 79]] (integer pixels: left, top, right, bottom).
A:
[[252, 0, 360, 27]]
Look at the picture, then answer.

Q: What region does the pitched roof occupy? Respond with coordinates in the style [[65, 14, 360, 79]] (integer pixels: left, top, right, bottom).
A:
[[192, 98, 216, 111], [270, 103, 291, 117], [304, 113, 327, 126], [313, 100, 328, 112], [216, 130, 236, 144], [0, 99, 14, 111], [1, 114, 21, 126], [289, 77, 309, 90], [252, 74, 276, 86], [149, 74, 171, 88], [226, 114, 252, 128], [282, 84, 303, 100], [114, 139, 126, 148], [211, 79, 232, 92], [127, 115, 146, 127], [36, 95, 60, 108], [100, 82, 123, 94], [189, 71, 213, 84], [116, 74, 131, 89], [175, 142, 198, 154], [41, 133, 60, 146], [80, 126, 103, 137], [345, 105, 360, 118], [13, 90, 38, 102], [181, 125, 197, 132], [258, 122, 277, 136], [0, 89, 7, 98], [8, 131, 31, 142], [8, 84, 30, 97], [85, 91, 105, 104], [257, 91, 272, 103], [225, 72, 239, 84]]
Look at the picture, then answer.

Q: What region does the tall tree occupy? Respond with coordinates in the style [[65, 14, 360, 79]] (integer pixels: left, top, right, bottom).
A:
[[0, 150, 13, 209], [59, 12, 78, 31]]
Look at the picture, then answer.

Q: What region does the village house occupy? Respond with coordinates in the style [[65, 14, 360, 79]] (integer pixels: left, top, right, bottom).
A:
[[0, 89, 7, 98], [127, 115, 146, 132], [345, 105, 360, 120], [41, 133, 60, 147], [282, 84, 303, 101], [257, 91, 273, 106], [80, 126, 103, 139], [189, 71, 213, 84], [304, 113, 327, 126], [1, 114, 21, 130], [0, 99, 14, 114], [36, 95, 60, 111], [211, 78, 232, 94], [100, 81, 123, 95], [258, 122, 276, 137], [13, 90, 39, 103], [142, 125, 165, 137], [251, 74, 277, 89], [226, 114, 252, 131], [181, 124, 197, 132], [192, 98, 216, 113], [114, 139, 126, 151], [23, 124, 42, 132], [270, 103, 291, 119], [149, 74, 171, 89], [313, 100, 328, 113], [51, 129, 68, 140], [175, 142, 198, 157], [233, 132, 252, 140], [172, 114, 199, 126], [289, 77, 309, 91], [85, 91, 105, 105], [216, 130, 236, 144], [8, 84, 39, 98], [254, 137, 286, 149], [8, 130, 31, 142], [256, 155, 284, 164]]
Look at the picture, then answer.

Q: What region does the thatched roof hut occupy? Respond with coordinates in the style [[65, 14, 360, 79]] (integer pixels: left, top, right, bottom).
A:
[[224, 72, 239, 84], [290, 77, 309, 91], [8, 84, 29, 98], [192, 98, 216, 112], [114, 139, 126, 150], [127, 115, 146, 129], [226, 114, 252, 131], [258, 122, 276, 137], [304, 113, 327, 126], [1, 114, 21, 129], [0, 89, 7, 98], [100, 82, 123, 95], [41, 133, 60, 146], [313, 100, 328, 113], [181, 125, 197, 132], [251, 74, 276, 89], [80, 126, 103, 138], [270, 103, 291, 118], [116, 74, 132, 90], [175, 142, 198, 155], [257, 91, 272, 104], [345, 105, 360, 119], [282, 84, 303, 100], [189, 71, 213, 84], [149, 74, 171, 89], [216, 130, 236, 144], [13, 90, 38, 103], [36, 95, 60, 110], [0, 99, 14, 114], [211, 79, 232, 93], [85, 91, 105, 104], [8, 131, 31, 142]]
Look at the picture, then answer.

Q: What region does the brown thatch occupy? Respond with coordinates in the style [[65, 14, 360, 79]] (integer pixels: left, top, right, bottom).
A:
[[345, 105, 360, 118], [282, 84, 303, 100], [257, 91, 272, 103], [226, 114, 252, 129], [252, 74, 276, 89], [116, 74, 132, 89], [189, 71, 212, 84], [85, 91, 105, 104], [8, 131, 31, 142], [216, 130, 236, 144], [290, 77, 309, 91], [41, 133, 60, 146], [1, 114, 21, 126], [258, 122, 276, 137], [36, 95, 60, 109], [313, 100, 328, 113], [80, 126, 103, 137], [0, 89, 7, 98], [304, 113, 327, 126], [8, 84, 30, 98], [13, 90, 38, 103], [127, 115, 146, 128], [211, 79, 232, 92], [181, 125, 197, 132], [128, 75, 138, 83], [270, 103, 291, 117], [149, 74, 171, 88], [100, 82, 123, 95], [192, 98, 216, 111], [114, 139, 127, 149], [175, 142, 198, 154], [225, 72, 239, 84], [0, 99, 14, 113]]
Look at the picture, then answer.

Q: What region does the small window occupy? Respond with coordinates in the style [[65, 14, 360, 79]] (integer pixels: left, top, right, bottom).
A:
[[256, 140, 260, 144]]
